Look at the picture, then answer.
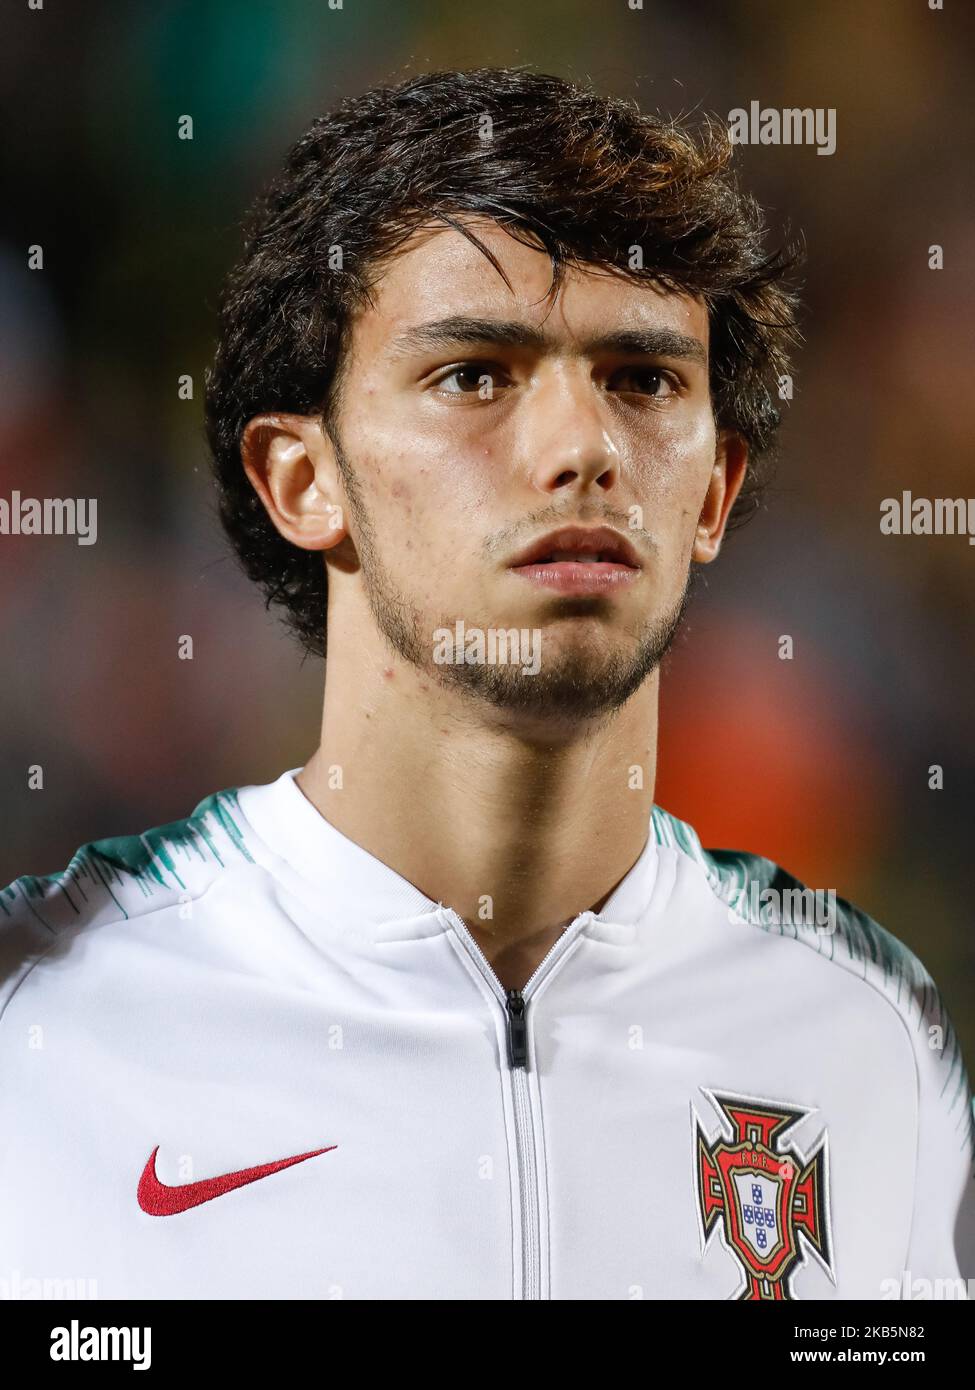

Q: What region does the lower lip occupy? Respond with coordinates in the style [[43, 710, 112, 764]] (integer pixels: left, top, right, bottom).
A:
[[509, 561, 641, 594]]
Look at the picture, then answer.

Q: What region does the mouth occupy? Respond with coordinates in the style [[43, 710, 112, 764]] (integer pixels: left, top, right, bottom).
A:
[[507, 525, 642, 594]]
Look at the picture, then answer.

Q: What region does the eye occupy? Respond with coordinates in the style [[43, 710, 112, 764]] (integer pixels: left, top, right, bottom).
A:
[[608, 366, 679, 398], [434, 362, 509, 397]]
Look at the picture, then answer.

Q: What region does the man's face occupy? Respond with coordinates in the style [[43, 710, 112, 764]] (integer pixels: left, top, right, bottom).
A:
[[325, 217, 741, 723]]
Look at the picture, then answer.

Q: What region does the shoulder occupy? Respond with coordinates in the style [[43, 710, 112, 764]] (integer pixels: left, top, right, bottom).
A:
[[652, 801, 943, 1001], [0, 787, 257, 1017], [652, 803, 975, 1152]]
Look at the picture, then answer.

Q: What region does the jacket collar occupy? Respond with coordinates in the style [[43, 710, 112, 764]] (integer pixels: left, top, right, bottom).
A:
[[235, 767, 659, 932]]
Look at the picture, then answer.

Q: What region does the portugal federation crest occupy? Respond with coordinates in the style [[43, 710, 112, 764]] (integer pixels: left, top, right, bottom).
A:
[[693, 1089, 834, 1300]]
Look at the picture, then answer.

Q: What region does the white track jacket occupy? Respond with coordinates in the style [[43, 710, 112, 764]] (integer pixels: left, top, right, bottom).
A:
[[2, 768, 973, 1300]]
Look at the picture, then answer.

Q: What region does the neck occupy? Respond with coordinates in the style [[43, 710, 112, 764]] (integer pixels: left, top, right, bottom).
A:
[[296, 620, 658, 992]]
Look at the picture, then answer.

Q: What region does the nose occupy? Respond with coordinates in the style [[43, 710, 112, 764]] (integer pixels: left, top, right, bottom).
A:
[[520, 366, 621, 496]]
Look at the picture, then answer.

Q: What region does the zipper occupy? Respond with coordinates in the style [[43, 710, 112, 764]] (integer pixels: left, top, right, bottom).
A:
[[444, 904, 589, 1015], [505, 989, 528, 1068], [441, 906, 591, 1300]]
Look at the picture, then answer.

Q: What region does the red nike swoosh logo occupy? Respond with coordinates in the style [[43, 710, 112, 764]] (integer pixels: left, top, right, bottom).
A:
[[138, 1144, 337, 1215]]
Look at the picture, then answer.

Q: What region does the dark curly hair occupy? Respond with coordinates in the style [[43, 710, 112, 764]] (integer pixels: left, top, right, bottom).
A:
[[204, 66, 803, 660]]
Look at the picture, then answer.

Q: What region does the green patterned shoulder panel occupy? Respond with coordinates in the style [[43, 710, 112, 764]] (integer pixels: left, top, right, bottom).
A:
[[651, 803, 975, 1154], [0, 788, 253, 933]]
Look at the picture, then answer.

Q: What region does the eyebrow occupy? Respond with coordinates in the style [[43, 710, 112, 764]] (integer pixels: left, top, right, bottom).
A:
[[386, 315, 708, 366]]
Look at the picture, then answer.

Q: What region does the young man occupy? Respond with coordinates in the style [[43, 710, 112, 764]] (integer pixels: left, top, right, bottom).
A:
[[2, 68, 973, 1302]]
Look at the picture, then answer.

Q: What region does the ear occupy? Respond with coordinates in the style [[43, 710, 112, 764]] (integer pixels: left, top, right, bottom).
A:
[[240, 414, 348, 552], [692, 429, 749, 564]]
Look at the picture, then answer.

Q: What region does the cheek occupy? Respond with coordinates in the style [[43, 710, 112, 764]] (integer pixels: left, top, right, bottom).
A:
[[343, 429, 484, 584], [355, 411, 495, 519], [625, 413, 717, 546]]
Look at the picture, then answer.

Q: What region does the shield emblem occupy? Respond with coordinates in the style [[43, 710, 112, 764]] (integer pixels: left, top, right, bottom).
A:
[[733, 1171, 780, 1258], [694, 1089, 833, 1300]]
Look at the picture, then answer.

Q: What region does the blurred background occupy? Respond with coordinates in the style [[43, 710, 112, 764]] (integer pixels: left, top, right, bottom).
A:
[[1, 0, 973, 1056]]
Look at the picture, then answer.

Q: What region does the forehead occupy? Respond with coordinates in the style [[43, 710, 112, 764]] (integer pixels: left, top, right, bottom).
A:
[[350, 217, 709, 356]]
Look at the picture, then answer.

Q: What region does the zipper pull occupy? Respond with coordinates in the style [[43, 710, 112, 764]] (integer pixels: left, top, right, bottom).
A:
[[506, 989, 528, 1069]]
